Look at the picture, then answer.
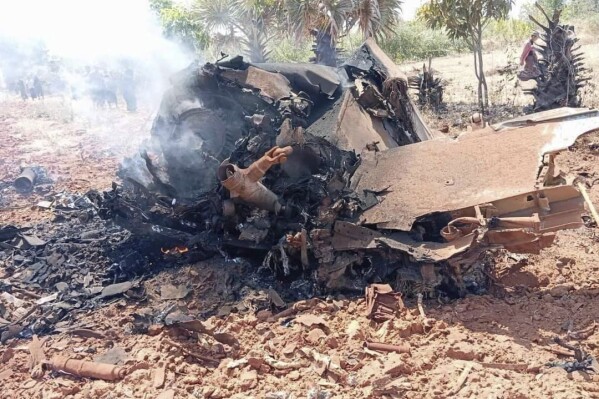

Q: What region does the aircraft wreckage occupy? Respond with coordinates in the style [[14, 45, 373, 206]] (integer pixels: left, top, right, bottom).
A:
[[100, 39, 599, 298]]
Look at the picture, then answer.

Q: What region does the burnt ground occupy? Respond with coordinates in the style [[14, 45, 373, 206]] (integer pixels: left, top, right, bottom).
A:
[[1, 94, 599, 399]]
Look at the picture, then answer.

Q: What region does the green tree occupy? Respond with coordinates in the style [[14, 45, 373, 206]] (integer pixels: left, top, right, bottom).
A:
[[418, 0, 513, 113], [564, 0, 599, 16], [521, 0, 566, 19], [150, 0, 209, 52]]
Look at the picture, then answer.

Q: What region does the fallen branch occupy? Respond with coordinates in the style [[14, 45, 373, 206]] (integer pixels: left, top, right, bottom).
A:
[[479, 362, 538, 373], [543, 346, 575, 357], [417, 293, 434, 329], [451, 362, 473, 395], [164, 339, 220, 365], [567, 321, 597, 341], [264, 355, 303, 370]]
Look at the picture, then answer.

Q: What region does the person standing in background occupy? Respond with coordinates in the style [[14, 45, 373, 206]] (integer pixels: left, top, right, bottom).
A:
[[17, 79, 28, 100], [33, 76, 44, 100], [122, 68, 137, 112], [518, 32, 542, 81]]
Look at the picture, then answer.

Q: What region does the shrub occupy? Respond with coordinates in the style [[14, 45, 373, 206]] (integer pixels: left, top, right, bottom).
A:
[[483, 19, 533, 50], [379, 21, 467, 63], [269, 37, 313, 63]]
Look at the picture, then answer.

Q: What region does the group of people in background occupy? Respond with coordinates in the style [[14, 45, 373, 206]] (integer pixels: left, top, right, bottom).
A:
[[85, 67, 137, 111], [7, 66, 137, 112], [14, 76, 44, 101]]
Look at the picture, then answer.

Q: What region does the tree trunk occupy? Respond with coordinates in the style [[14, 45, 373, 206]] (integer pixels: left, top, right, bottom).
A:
[[473, 48, 485, 114], [473, 44, 487, 114], [475, 26, 488, 112], [477, 46, 489, 110]]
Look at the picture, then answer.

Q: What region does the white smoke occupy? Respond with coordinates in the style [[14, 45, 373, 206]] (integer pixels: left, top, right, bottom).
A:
[[0, 0, 193, 106]]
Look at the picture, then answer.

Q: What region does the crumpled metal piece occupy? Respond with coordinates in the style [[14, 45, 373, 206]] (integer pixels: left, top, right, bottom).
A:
[[218, 146, 293, 213], [365, 284, 404, 322]]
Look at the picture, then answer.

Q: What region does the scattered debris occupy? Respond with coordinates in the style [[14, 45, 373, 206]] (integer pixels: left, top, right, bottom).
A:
[[160, 284, 190, 300], [451, 361, 473, 395], [93, 346, 130, 365], [14, 167, 37, 192], [28, 335, 127, 380], [364, 341, 411, 354], [577, 182, 599, 226], [294, 314, 329, 329], [153, 365, 166, 388], [67, 328, 106, 339], [100, 39, 599, 303], [546, 337, 598, 373], [164, 339, 220, 365], [267, 288, 286, 308], [100, 281, 135, 299], [49, 356, 128, 381], [365, 284, 404, 322], [156, 389, 175, 399], [479, 362, 538, 373]]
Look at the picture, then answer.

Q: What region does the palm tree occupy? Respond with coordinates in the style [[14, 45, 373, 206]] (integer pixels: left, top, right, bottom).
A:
[[351, 0, 403, 39], [194, 0, 278, 62], [193, 0, 402, 63], [283, 0, 403, 41]]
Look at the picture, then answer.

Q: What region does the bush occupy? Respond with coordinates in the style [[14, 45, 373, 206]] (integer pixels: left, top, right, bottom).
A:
[[379, 21, 467, 63], [571, 12, 599, 44], [269, 37, 313, 63], [483, 19, 533, 50]]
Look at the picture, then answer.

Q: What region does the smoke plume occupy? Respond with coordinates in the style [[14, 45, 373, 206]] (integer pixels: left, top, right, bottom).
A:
[[0, 0, 193, 107]]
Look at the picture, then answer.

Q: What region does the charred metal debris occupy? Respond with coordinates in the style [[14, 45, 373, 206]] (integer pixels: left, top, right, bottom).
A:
[[92, 41, 599, 301], [0, 194, 159, 341]]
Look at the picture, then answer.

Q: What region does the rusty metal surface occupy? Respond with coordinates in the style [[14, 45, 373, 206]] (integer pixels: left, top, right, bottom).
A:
[[332, 221, 475, 262], [491, 108, 599, 131], [365, 284, 404, 322], [332, 186, 583, 262], [251, 62, 341, 97], [359, 38, 438, 142], [220, 66, 293, 101], [332, 91, 399, 152], [353, 115, 599, 231]]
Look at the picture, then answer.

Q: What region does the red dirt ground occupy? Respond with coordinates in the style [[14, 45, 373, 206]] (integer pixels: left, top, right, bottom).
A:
[[1, 96, 598, 399]]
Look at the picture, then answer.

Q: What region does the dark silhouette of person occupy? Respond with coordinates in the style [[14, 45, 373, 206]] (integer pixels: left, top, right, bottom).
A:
[[17, 79, 28, 100], [122, 68, 137, 112], [33, 76, 44, 100]]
